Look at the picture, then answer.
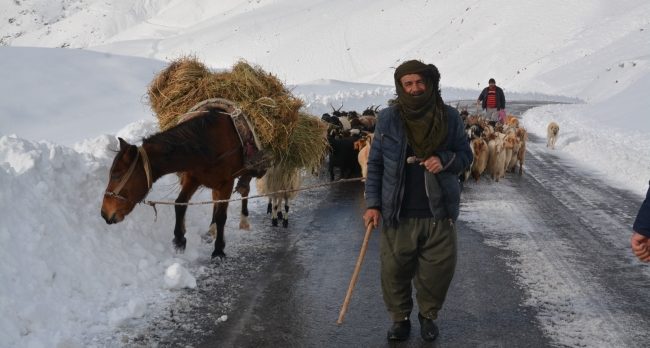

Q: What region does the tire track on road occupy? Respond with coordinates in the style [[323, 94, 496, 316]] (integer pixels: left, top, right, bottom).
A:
[[461, 132, 650, 347]]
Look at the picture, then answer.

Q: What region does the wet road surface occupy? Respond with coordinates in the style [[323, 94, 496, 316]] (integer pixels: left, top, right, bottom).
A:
[[115, 102, 649, 347]]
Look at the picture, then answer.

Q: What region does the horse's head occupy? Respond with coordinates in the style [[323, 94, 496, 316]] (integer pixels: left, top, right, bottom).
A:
[[101, 138, 152, 224]]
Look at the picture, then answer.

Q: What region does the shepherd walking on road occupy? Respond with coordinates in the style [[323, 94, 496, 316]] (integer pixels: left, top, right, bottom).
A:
[[363, 59, 472, 342], [477, 78, 506, 122]]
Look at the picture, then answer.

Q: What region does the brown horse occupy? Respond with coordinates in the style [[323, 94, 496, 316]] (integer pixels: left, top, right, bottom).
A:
[[100, 105, 263, 258]]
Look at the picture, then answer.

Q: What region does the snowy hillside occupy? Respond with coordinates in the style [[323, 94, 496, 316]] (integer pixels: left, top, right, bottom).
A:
[[2, 0, 649, 101], [1, 1, 650, 347]]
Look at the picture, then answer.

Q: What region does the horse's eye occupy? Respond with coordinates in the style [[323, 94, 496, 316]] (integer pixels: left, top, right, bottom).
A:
[[110, 173, 121, 180]]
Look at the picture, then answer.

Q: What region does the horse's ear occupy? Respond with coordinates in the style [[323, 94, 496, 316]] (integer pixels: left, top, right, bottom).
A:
[[118, 137, 130, 151]]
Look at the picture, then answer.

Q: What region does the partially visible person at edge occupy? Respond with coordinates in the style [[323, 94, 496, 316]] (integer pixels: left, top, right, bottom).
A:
[[362, 60, 473, 342], [477, 78, 506, 122], [631, 181, 650, 262]]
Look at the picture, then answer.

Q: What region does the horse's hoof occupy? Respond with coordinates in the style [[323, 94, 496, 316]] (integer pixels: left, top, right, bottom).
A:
[[272, 218, 278, 227], [282, 220, 289, 228], [239, 221, 250, 230], [173, 237, 186, 251], [211, 250, 226, 259]]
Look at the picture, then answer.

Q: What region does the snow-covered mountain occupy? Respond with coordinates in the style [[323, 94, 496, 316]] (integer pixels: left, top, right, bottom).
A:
[[3, 0, 649, 101], [1, 1, 649, 347]]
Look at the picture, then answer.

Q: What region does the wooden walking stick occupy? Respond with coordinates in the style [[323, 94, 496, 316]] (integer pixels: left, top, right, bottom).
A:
[[336, 222, 375, 325]]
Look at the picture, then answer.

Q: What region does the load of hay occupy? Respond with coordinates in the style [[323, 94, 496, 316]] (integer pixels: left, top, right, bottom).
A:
[[147, 56, 327, 172]]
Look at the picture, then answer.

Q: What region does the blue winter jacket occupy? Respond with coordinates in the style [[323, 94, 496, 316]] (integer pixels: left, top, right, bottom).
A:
[[365, 104, 473, 227], [633, 182, 650, 238]]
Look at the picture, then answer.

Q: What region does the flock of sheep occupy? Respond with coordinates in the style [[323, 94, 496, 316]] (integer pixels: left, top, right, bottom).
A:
[[254, 106, 378, 227], [254, 104, 562, 227], [460, 109, 529, 183]]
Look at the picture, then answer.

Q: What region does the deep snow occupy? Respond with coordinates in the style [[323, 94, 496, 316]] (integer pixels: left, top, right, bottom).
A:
[[1, 1, 649, 347]]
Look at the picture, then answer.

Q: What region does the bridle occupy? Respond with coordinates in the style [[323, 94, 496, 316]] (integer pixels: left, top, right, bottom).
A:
[[104, 146, 152, 202]]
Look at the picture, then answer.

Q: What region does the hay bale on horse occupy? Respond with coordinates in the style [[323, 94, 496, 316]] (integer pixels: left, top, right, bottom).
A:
[[101, 56, 328, 259]]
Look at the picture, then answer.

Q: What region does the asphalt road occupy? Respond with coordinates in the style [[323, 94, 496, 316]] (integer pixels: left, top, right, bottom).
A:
[[115, 101, 650, 348]]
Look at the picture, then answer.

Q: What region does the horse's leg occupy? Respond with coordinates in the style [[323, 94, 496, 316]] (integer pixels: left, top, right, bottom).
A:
[[210, 181, 234, 259], [266, 197, 272, 214], [282, 196, 290, 228], [271, 196, 279, 227], [173, 175, 200, 252], [234, 175, 251, 230]]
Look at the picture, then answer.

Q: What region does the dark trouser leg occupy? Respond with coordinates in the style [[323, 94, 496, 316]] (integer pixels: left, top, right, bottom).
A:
[[414, 218, 457, 320], [380, 220, 419, 322]]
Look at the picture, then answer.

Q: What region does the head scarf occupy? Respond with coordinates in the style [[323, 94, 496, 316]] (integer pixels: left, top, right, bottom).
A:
[[394, 60, 447, 158]]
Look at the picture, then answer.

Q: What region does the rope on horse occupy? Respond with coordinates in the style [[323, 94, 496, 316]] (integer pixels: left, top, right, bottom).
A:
[[143, 177, 365, 208]]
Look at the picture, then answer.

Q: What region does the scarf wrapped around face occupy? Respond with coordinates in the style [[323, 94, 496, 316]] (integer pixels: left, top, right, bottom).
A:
[[394, 60, 447, 159]]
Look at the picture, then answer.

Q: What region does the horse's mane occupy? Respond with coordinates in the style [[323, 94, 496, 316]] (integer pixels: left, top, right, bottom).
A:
[[143, 110, 226, 159]]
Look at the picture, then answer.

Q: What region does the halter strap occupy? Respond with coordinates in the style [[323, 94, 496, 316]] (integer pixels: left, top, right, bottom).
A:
[[105, 146, 152, 201], [138, 146, 152, 190]]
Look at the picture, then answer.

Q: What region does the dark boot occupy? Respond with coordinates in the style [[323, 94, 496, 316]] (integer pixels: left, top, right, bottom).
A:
[[386, 319, 410, 341], [418, 313, 439, 341]]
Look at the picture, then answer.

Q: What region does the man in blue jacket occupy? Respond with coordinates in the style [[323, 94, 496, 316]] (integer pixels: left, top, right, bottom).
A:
[[631, 182, 650, 262], [363, 60, 472, 342]]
